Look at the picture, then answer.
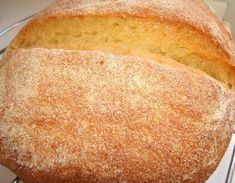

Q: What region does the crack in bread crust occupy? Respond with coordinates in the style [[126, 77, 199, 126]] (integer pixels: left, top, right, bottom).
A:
[[11, 15, 235, 89]]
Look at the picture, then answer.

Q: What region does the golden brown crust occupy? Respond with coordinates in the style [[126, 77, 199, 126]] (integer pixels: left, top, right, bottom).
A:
[[33, 0, 235, 65], [1, 0, 235, 182], [0, 48, 234, 183]]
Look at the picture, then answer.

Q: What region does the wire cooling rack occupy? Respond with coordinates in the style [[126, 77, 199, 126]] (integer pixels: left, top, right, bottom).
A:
[[0, 14, 234, 183]]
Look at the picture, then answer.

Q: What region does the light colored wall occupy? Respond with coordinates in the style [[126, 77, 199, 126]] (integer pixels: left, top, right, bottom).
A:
[[205, 0, 235, 39], [0, 0, 53, 53], [224, 0, 235, 39]]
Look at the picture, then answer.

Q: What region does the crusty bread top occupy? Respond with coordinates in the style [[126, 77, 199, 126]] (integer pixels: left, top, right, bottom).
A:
[[35, 0, 235, 65], [0, 48, 234, 182]]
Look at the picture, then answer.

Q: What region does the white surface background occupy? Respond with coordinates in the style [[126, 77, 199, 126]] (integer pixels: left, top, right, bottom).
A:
[[0, 0, 235, 183], [223, 0, 235, 38]]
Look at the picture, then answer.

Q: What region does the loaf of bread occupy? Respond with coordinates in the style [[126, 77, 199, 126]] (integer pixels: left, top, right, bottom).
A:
[[0, 0, 235, 183]]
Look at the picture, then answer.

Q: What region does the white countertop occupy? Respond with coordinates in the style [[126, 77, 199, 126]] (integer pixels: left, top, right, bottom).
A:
[[0, 0, 235, 183]]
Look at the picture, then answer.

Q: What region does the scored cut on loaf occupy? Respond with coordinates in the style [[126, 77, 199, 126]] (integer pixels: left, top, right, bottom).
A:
[[0, 0, 235, 183], [0, 48, 234, 183], [10, 0, 235, 89]]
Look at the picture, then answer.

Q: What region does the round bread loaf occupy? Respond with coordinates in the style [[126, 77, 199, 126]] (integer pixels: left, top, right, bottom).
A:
[[0, 0, 235, 183]]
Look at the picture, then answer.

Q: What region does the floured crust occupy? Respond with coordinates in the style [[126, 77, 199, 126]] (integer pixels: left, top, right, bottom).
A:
[[0, 48, 234, 182], [32, 0, 235, 65]]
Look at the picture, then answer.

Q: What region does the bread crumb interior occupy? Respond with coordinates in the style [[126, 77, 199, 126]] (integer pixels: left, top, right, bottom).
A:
[[11, 16, 235, 89]]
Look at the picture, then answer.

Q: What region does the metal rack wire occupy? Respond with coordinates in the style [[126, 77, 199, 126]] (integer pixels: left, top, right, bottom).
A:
[[225, 132, 235, 183], [0, 13, 35, 54], [0, 13, 234, 183], [11, 176, 20, 183]]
